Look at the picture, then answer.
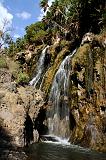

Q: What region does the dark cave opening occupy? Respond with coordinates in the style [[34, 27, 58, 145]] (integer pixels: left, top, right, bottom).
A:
[[34, 107, 48, 141], [69, 112, 76, 131], [100, 106, 106, 112], [24, 113, 33, 146]]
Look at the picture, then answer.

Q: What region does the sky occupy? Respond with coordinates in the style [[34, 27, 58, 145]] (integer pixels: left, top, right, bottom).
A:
[[0, 0, 54, 41]]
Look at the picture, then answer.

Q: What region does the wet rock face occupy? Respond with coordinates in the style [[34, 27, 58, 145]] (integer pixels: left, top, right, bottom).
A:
[[0, 31, 105, 153], [69, 33, 106, 151]]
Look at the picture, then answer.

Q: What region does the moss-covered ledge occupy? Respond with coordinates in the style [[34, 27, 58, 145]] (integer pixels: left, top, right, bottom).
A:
[[41, 47, 70, 96]]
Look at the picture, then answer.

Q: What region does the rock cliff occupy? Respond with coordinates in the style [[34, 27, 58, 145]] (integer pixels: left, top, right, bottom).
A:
[[69, 32, 106, 152], [0, 67, 44, 148], [0, 30, 106, 153]]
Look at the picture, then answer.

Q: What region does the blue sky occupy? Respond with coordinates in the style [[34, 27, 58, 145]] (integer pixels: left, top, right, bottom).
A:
[[0, 0, 41, 40], [0, 0, 54, 40]]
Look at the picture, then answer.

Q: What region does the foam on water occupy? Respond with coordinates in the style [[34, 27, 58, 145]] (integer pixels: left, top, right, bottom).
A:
[[42, 135, 70, 145]]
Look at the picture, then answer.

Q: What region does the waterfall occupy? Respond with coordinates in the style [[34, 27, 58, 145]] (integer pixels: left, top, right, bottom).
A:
[[29, 45, 49, 88], [47, 50, 76, 139]]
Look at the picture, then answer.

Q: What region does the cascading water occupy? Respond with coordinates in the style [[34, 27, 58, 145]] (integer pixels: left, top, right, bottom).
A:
[[29, 45, 49, 88], [47, 50, 76, 140]]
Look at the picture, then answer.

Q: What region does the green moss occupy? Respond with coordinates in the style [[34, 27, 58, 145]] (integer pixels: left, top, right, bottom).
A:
[[42, 47, 69, 95], [50, 43, 61, 64], [60, 40, 70, 48], [72, 44, 90, 68], [71, 44, 92, 95], [0, 57, 7, 68]]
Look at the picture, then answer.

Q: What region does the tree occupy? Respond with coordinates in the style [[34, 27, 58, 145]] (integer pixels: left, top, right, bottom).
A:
[[0, 19, 12, 49], [25, 21, 47, 45], [40, 0, 106, 41], [40, 0, 49, 12]]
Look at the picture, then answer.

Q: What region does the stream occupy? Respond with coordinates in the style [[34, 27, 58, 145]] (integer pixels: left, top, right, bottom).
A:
[[26, 142, 106, 160]]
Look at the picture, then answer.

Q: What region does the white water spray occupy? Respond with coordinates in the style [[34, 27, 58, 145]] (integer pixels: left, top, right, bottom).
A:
[[47, 50, 76, 139]]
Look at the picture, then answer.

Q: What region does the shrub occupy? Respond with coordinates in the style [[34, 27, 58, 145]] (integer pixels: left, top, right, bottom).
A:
[[0, 57, 7, 68], [17, 72, 29, 85], [60, 40, 69, 48]]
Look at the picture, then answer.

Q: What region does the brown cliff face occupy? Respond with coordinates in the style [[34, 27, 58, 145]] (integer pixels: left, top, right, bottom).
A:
[[0, 67, 44, 147], [69, 32, 106, 151]]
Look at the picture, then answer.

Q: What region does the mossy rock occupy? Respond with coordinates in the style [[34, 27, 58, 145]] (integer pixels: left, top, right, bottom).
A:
[[42, 47, 69, 95], [49, 43, 60, 63], [60, 40, 70, 48], [72, 44, 90, 68]]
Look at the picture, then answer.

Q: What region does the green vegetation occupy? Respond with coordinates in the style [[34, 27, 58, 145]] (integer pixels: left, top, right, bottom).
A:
[[3, 0, 105, 92], [42, 47, 69, 95], [40, 0, 106, 39], [6, 58, 20, 79], [40, 0, 48, 12], [0, 0, 105, 152], [6, 0, 105, 56], [7, 21, 48, 55], [17, 72, 29, 85], [7, 38, 27, 56], [72, 44, 90, 67], [0, 57, 7, 68], [25, 21, 47, 45], [60, 40, 70, 48]]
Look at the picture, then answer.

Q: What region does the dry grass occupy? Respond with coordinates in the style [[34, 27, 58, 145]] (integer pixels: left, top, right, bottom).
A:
[[6, 57, 20, 78]]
